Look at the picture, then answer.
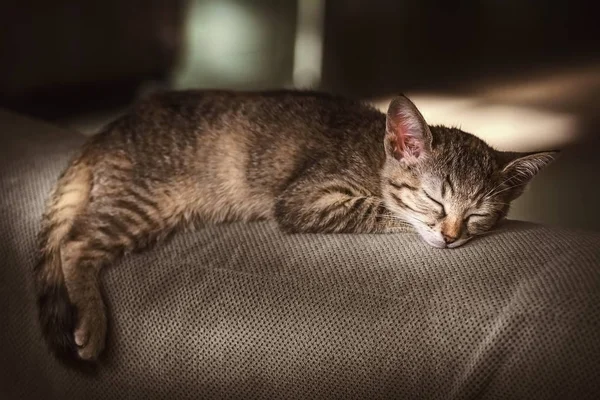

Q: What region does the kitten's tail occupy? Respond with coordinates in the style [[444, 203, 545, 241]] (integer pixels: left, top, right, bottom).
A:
[[34, 160, 92, 360]]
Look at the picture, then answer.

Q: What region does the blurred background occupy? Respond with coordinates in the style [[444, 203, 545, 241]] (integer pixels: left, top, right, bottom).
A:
[[1, 0, 599, 230]]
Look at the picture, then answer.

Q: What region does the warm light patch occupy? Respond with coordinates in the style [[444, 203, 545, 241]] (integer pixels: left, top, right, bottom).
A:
[[370, 65, 600, 151], [372, 93, 578, 151]]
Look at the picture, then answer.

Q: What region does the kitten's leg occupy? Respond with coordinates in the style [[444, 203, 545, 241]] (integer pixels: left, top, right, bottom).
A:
[[60, 238, 109, 360], [60, 198, 177, 360], [275, 178, 411, 234]]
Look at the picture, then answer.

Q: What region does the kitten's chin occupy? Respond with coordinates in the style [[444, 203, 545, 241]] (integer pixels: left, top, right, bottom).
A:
[[421, 236, 471, 249], [422, 238, 447, 249], [414, 226, 472, 249], [413, 226, 446, 248]]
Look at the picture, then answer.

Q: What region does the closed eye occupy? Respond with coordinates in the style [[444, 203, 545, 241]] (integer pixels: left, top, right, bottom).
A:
[[465, 213, 491, 222], [423, 191, 446, 217]]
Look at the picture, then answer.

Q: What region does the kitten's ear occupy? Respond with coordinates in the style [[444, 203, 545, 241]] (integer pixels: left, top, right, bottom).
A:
[[385, 95, 433, 165], [499, 151, 559, 200]]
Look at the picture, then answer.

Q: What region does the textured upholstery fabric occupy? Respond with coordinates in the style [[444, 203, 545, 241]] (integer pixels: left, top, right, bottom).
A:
[[1, 108, 599, 399]]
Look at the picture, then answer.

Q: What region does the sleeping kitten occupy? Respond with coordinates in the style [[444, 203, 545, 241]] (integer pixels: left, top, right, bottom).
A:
[[35, 90, 556, 362]]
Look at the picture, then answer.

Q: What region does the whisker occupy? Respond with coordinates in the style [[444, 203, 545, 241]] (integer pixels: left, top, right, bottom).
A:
[[482, 180, 508, 199], [483, 174, 522, 199], [405, 215, 432, 226], [488, 182, 529, 197]]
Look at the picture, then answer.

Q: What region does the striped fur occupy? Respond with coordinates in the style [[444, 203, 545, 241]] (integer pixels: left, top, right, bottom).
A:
[[36, 160, 92, 360], [36, 90, 556, 362]]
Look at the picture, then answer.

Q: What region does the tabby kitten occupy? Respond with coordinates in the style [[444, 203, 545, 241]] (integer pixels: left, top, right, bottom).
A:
[[35, 90, 556, 362]]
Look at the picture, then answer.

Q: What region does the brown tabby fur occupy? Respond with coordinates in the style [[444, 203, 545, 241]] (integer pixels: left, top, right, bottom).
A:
[[35, 90, 556, 363]]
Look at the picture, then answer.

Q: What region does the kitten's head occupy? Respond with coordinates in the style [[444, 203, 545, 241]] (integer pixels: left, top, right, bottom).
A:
[[381, 95, 557, 248]]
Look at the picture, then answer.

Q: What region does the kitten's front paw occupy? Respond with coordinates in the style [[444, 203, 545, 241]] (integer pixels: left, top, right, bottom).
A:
[[73, 306, 107, 361]]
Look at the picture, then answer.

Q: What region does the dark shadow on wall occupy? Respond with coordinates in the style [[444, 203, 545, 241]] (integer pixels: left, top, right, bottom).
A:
[[0, 0, 187, 120], [321, 0, 600, 98]]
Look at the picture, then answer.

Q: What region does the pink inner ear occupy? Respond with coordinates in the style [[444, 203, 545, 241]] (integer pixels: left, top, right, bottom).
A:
[[394, 117, 423, 159]]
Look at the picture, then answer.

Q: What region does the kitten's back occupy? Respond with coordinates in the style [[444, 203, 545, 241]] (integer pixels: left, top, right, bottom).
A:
[[112, 89, 386, 203]]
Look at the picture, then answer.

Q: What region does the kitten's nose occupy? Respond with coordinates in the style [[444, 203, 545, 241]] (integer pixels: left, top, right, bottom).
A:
[[442, 234, 458, 244]]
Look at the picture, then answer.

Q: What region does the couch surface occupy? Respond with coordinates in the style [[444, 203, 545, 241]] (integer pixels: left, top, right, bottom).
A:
[[1, 108, 599, 399]]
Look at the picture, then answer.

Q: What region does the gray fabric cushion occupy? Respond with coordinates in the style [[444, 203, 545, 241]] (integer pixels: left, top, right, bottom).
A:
[[1, 108, 599, 399]]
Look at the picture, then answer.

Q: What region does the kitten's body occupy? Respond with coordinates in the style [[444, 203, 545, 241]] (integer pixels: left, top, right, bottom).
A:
[[80, 90, 392, 230], [35, 90, 555, 363]]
